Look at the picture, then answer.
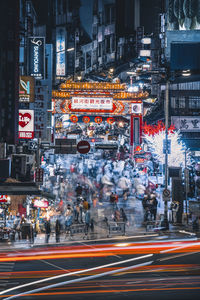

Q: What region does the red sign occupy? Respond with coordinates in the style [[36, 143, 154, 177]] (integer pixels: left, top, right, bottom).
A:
[[18, 109, 34, 139], [0, 195, 9, 203], [77, 140, 91, 154]]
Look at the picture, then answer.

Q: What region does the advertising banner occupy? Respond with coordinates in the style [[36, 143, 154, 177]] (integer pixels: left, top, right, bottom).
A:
[[171, 116, 200, 132], [19, 76, 35, 103], [56, 28, 66, 76], [28, 37, 45, 79], [18, 109, 34, 139]]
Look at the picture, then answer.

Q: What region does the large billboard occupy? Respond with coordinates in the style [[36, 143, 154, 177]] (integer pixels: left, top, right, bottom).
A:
[[56, 28, 66, 76], [18, 110, 34, 139], [168, 0, 200, 30], [19, 76, 35, 103], [28, 37, 45, 79]]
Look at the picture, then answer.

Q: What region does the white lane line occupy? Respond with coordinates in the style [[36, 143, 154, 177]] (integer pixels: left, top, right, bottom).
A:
[[159, 251, 200, 262], [160, 241, 200, 254], [4, 260, 153, 300], [78, 241, 121, 259], [40, 259, 69, 271], [0, 254, 153, 296]]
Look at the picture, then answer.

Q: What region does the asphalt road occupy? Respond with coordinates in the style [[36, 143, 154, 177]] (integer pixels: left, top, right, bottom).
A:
[[0, 236, 200, 300]]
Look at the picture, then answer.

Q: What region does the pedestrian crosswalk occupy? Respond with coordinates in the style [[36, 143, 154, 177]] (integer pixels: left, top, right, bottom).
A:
[[0, 262, 15, 292]]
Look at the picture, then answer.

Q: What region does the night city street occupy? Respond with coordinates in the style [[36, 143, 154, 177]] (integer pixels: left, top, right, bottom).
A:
[[0, 0, 200, 299]]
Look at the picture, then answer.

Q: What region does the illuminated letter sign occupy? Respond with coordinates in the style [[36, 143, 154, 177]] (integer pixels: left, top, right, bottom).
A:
[[71, 97, 113, 110], [56, 28, 66, 76], [28, 37, 45, 79]]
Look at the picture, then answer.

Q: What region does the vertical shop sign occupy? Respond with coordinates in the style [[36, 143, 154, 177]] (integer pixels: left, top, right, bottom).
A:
[[56, 28, 66, 76], [28, 37, 45, 79], [19, 76, 35, 103], [18, 109, 34, 139]]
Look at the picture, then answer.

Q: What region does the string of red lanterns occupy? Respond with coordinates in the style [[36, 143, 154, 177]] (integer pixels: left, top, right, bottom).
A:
[[70, 115, 116, 124]]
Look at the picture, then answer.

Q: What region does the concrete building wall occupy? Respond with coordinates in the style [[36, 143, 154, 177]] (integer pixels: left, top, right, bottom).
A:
[[166, 30, 200, 59]]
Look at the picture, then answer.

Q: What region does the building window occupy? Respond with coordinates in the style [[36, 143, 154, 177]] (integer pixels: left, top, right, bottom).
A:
[[171, 97, 185, 109], [189, 97, 200, 109], [179, 97, 185, 108]]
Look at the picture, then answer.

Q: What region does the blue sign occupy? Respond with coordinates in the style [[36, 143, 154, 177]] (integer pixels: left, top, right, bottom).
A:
[[163, 139, 171, 154], [28, 37, 45, 79]]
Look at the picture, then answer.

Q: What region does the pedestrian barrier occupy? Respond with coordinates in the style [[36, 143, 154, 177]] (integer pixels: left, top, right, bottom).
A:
[[107, 221, 126, 237], [65, 223, 86, 239], [145, 221, 155, 232]]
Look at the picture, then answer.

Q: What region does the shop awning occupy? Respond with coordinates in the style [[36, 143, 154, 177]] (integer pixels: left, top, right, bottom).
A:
[[0, 182, 55, 199]]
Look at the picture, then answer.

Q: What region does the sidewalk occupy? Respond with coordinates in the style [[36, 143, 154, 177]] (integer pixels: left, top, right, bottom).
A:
[[1, 220, 197, 251], [0, 200, 198, 250]]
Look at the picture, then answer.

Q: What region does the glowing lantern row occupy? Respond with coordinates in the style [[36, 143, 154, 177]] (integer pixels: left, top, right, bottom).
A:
[[70, 115, 115, 124], [82, 116, 90, 123]]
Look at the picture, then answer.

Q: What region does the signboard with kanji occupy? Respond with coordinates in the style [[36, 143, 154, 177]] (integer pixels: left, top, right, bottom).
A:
[[71, 97, 113, 111], [35, 168, 44, 185]]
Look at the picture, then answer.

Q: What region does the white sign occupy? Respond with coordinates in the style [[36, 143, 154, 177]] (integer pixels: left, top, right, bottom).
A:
[[140, 50, 151, 57], [162, 188, 171, 201], [56, 28, 65, 76], [34, 199, 48, 208], [131, 103, 142, 114], [141, 38, 151, 44], [71, 97, 113, 110], [18, 110, 34, 139], [171, 116, 200, 132]]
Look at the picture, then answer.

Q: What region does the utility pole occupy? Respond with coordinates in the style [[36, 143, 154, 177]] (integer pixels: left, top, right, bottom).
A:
[[164, 79, 169, 229], [185, 150, 189, 224]]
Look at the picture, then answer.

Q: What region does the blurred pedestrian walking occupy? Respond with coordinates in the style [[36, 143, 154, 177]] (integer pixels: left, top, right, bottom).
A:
[[55, 217, 61, 243], [45, 218, 51, 243]]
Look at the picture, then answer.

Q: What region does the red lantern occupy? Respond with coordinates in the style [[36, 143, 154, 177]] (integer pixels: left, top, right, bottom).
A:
[[135, 146, 142, 152], [107, 117, 115, 124], [95, 116, 102, 124], [70, 115, 78, 123], [82, 116, 90, 123]]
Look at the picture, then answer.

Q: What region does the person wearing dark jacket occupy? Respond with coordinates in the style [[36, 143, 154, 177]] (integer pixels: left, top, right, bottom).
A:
[[55, 218, 61, 243], [151, 197, 158, 221], [45, 219, 51, 243]]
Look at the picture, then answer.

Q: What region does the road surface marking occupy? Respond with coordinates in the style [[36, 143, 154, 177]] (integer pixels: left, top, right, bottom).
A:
[[40, 260, 69, 271], [4, 261, 153, 300], [159, 251, 200, 262], [0, 254, 153, 296]]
